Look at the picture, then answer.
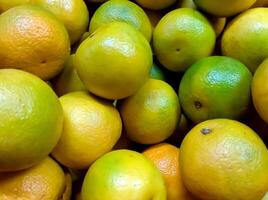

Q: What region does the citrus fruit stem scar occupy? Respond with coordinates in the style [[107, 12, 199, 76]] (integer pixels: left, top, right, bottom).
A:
[[194, 101, 202, 109], [201, 128, 212, 135]]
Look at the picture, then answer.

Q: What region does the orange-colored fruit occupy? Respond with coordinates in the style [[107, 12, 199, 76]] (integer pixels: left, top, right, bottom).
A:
[[0, 157, 68, 199], [0, 5, 70, 80], [143, 143, 195, 200], [180, 119, 268, 200]]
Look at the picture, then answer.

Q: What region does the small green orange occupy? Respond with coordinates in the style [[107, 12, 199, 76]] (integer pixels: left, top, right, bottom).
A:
[[179, 56, 252, 123]]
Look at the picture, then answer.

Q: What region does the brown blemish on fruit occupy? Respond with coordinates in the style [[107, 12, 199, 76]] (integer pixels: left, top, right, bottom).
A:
[[194, 101, 202, 109], [201, 128, 212, 135]]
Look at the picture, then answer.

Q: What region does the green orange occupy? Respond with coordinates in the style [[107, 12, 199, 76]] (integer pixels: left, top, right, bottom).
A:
[[119, 79, 181, 144], [81, 150, 166, 200], [153, 8, 215, 72], [222, 8, 268, 73], [0, 69, 63, 172], [179, 56, 252, 123], [89, 0, 152, 41], [75, 21, 152, 100]]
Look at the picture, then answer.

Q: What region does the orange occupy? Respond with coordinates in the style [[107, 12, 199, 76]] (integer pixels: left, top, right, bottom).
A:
[[34, 0, 89, 44], [252, 0, 268, 7], [52, 54, 87, 96], [222, 8, 268, 73], [143, 143, 195, 200], [179, 56, 252, 124], [81, 150, 166, 200], [135, 0, 177, 10], [252, 58, 268, 123], [193, 0, 256, 17], [153, 8, 215, 72], [0, 5, 70, 80], [75, 21, 152, 100], [52, 91, 122, 169], [0, 69, 63, 172], [119, 79, 181, 144], [0, 157, 70, 199], [180, 119, 268, 200], [89, 0, 152, 41]]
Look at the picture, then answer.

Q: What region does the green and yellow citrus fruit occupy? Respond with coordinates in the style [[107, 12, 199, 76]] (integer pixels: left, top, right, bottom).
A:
[[180, 119, 268, 200], [222, 8, 268, 73], [52, 91, 122, 169], [34, 0, 89, 44], [0, 69, 63, 172], [53, 54, 87, 96], [179, 56, 252, 123], [82, 150, 166, 200], [252, 58, 268, 124], [193, 0, 256, 17], [75, 21, 152, 100], [153, 8, 215, 72], [119, 79, 181, 144], [89, 0, 152, 41]]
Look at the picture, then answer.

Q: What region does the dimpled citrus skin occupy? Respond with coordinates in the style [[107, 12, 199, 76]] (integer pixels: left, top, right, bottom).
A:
[[81, 150, 167, 200], [222, 8, 268, 73], [119, 79, 181, 144], [0, 5, 70, 80], [194, 0, 256, 17], [75, 21, 152, 100], [143, 143, 195, 200], [89, 0, 152, 41], [252, 59, 268, 124], [180, 119, 268, 200], [0, 157, 66, 200], [52, 92, 122, 169], [34, 0, 89, 44], [179, 56, 252, 124], [153, 8, 215, 72], [0, 69, 63, 172]]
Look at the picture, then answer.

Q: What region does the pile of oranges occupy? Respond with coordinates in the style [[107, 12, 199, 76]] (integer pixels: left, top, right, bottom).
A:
[[0, 0, 268, 199]]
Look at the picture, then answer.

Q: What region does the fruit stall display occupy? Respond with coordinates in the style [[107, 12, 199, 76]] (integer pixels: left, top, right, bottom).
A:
[[0, 0, 268, 199]]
